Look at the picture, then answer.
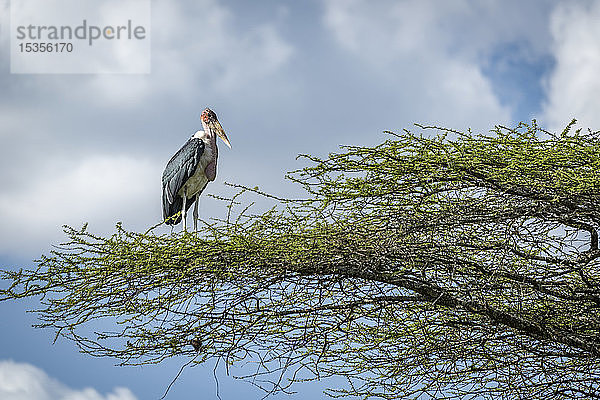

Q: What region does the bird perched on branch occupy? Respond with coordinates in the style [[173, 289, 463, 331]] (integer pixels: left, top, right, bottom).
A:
[[162, 108, 231, 231]]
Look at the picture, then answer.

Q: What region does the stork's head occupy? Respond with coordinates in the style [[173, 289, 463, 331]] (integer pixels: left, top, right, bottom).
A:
[[201, 108, 231, 148]]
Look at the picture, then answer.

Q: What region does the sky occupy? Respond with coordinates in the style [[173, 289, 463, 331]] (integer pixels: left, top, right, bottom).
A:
[[1, 0, 600, 399]]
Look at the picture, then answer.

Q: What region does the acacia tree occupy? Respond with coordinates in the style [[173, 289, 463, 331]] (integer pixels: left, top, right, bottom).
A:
[[2, 121, 600, 399]]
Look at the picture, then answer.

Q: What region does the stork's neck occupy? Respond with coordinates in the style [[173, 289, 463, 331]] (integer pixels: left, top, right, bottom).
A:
[[197, 121, 218, 156]]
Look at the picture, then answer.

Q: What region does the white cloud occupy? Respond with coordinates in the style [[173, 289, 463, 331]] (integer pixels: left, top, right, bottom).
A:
[[67, 0, 293, 107], [541, 1, 600, 133], [324, 0, 436, 60], [324, 0, 554, 62], [322, 0, 512, 132], [148, 0, 293, 93], [0, 154, 160, 256], [0, 360, 136, 400]]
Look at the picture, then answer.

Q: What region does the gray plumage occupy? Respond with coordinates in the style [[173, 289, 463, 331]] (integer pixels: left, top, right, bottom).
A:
[[162, 137, 205, 224]]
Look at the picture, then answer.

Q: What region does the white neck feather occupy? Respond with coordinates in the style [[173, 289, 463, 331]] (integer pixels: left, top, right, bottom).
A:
[[195, 123, 218, 158]]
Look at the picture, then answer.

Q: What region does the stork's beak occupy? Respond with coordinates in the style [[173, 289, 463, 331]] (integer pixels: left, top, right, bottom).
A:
[[210, 120, 231, 149]]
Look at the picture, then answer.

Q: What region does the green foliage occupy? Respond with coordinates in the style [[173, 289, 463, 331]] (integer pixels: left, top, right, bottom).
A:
[[3, 120, 600, 399]]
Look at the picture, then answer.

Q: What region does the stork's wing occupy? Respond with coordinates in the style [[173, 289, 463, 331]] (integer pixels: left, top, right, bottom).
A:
[[162, 138, 205, 224]]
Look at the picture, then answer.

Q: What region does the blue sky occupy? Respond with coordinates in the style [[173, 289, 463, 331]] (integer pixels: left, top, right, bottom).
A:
[[1, 0, 600, 399]]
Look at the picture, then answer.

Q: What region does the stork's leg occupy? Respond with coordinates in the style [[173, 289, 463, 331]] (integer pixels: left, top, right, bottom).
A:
[[193, 193, 200, 232], [181, 189, 187, 231]]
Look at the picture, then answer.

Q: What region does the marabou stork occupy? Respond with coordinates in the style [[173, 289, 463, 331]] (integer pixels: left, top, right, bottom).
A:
[[162, 108, 231, 231]]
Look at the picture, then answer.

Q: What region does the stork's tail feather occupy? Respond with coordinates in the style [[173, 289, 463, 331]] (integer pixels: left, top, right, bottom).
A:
[[164, 212, 182, 225], [163, 192, 183, 225], [162, 191, 198, 225]]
